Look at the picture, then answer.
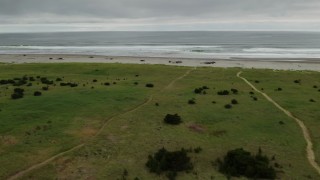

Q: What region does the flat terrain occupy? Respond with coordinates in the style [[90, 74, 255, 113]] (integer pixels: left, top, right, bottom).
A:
[[0, 63, 319, 179]]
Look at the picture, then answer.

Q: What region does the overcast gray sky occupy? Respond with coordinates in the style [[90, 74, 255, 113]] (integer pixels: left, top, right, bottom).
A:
[[0, 0, 320, 32]]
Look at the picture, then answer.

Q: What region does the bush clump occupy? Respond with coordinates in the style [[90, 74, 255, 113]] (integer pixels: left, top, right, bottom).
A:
[[231, 88, 238, 94], [231, 99, 238, 104], [218, 90, 229, 95], [188, 98, 196, 105], [146, 148, 193, 180], [164, 114, 182, 125], [194, 86, 209, 94], [146, 83, 154, 88], [34, 91, 42, 96], [224, 104, 232, 109], [40, 77, 54, 85], [60, 82, 78, 87], [294, 79, 301, 84], [11, 88, 24, 99], [217, 148, 276, 179], [309, 99, 316, 102]]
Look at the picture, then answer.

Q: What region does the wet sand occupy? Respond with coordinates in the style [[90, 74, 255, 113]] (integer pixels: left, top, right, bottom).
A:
[[0, 54, 320, 71]]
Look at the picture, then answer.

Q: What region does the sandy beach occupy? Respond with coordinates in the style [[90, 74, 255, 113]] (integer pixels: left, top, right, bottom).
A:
[[1, 54, 320, 71]]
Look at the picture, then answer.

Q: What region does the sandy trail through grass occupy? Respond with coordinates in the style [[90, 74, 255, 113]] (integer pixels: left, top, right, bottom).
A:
[[7, 67, 195, 180], [237, 71, 320, 176]]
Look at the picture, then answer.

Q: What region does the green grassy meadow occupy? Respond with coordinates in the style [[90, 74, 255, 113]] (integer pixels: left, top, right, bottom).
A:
[[0, 63, 319, 179]]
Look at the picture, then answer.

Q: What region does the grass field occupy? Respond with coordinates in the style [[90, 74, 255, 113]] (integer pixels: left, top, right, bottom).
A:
[[0, 63, 319, 180]]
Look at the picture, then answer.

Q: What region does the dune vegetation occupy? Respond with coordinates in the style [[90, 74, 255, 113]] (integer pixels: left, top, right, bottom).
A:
[[0, 63, 319, 179]]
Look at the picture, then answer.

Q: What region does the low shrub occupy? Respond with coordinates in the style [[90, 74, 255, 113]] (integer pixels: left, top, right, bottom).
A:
[[11, 88, 24, 99], [217, 148, 276, 179], [194, 147, 202, 153], [40, 77, 54, 85], [11, 93, 23, 99], [146, 148, 193, 180], [194, 86, 209, 94], [42, 86, 49, 91], [231, 99, 238, 104], [294, 79, 301, 84], [309, 99, 316, 102], [34, 91, 42, 96], [224, 104, 232, 109], [164, 114, 182, 125], [231, 88, 238, 94], [188, 99, 196, 104], [218, 90, 229, 95], [146, 83, 154, 88]]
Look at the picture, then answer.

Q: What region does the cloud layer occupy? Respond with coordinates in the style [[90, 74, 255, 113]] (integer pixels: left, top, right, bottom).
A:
[[0, 0, 319, 31]]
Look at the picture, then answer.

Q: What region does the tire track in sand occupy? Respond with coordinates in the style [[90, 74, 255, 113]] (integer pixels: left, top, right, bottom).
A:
[[237, 71, 320, 176], [7, 67, 195, 180]]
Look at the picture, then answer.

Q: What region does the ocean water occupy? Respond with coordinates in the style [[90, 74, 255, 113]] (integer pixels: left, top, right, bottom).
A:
[[1, 31, 320, 60]]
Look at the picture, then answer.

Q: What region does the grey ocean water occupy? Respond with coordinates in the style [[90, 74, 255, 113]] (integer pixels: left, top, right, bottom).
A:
[[1, 31, 320, 59]]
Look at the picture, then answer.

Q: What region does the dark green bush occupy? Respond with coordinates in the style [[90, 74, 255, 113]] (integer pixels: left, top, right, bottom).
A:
[[294, 79, 301, 84], [194, 86, 209, 94], [29, 77, 35, 81], [34, 91, 42, 96], [146, 83, 154, 88], [11, 93, 23, 99], [217, 148, 276, 179], [231, 88, 238, 94], [231, 99, 238, 104], [14, 88, 24, 94], [194, 147, 202, 153], [60, 82, 78, 87], [224, 104, 232, 109], [146, 148, 193, 180], [188, 99, 196, 105], [42, 86, 49, 91], [218, 90, 229, 95], [104, 82, 110, 86], [194, 88, 202, 94], [164, 114, 182, 125], [40, 77, 53, 85]]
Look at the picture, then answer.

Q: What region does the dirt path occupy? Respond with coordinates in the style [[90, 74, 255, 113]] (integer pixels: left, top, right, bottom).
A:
[[7, 67, 195, 180], [164, 67, 195, 90], [237, 71, 320, 176]]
